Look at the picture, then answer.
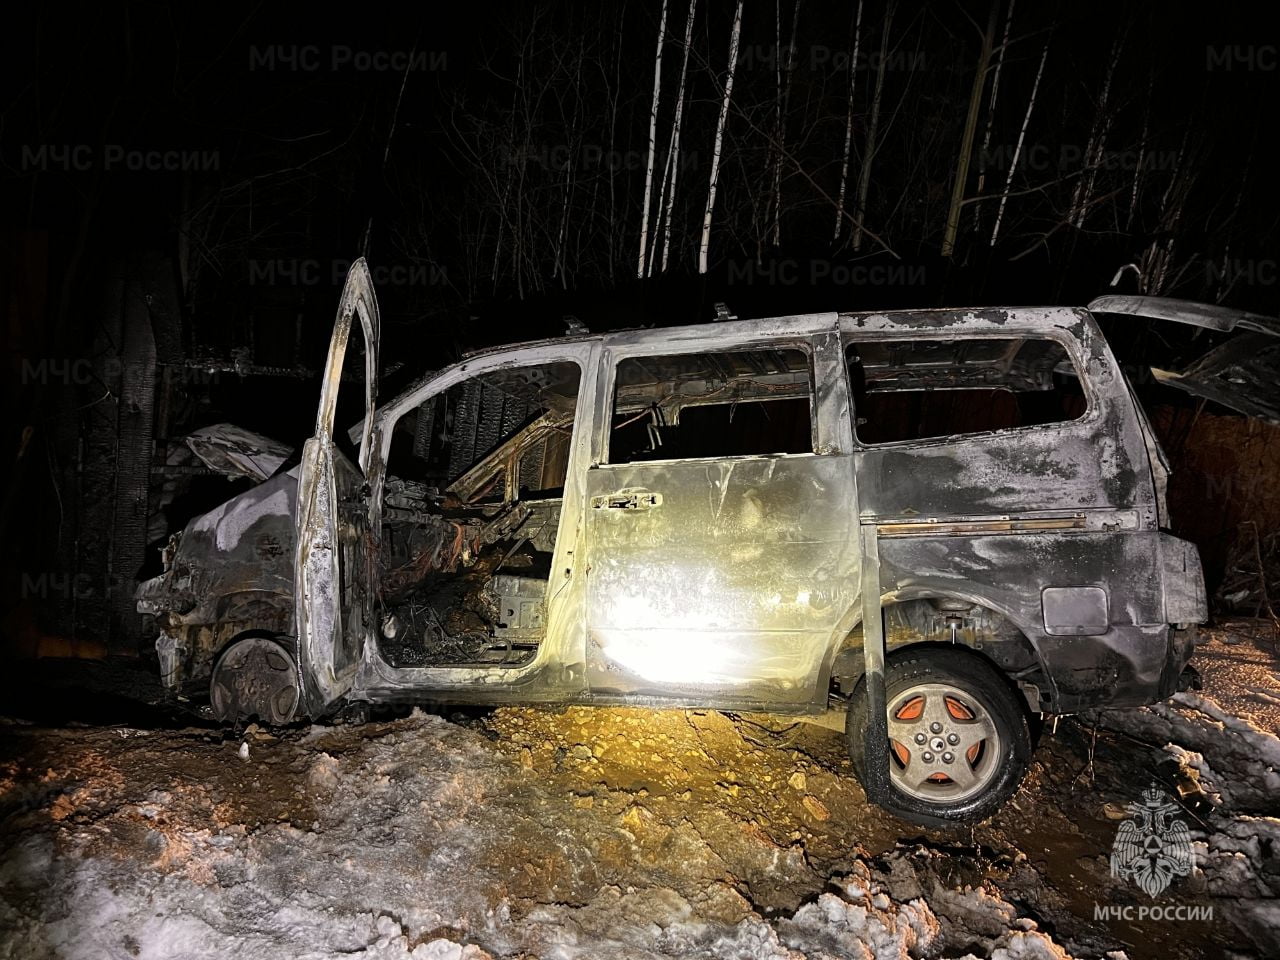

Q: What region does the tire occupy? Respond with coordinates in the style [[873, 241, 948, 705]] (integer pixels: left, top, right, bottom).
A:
[[846, 645, 1031, 825], [210, 635, 302, 725]]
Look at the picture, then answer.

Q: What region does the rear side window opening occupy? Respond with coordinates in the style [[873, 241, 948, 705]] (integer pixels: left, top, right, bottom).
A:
[[607, 346, 814, 464], [845, 336, 1088, 445]]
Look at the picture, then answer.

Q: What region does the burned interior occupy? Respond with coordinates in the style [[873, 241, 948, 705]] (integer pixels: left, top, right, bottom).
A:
[[609, 347, 814, 462], [375, 360, 581, 668], [846, 336, 1087, 444], [378, 346, 818, 669]]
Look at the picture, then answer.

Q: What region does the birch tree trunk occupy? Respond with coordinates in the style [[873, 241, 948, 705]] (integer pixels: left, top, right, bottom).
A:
[[832, 0, 864, 242], [1144, 132, 1191, 293], [658, 0, 698, 273], [771, 0, 782, 247], [553, 38, 586, 288], [852, 0, 896, 253], [990, 40, 1048, 246], [637, 0, 668, 279], [770, 0, 802, 247], [698, 0, 744, 275], [1070, 35, 1122, 228], [941, 0, 999, 257], [650, 0, 701, 276], [608, 3, 624, 282], [1213, 144, 1251, 301], [1126, 69, 1152, 231], [973, 0, 1015, 232]]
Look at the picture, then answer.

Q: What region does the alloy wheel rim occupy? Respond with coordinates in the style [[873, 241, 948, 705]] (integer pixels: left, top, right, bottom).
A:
[[885, 682, 1002, 803]]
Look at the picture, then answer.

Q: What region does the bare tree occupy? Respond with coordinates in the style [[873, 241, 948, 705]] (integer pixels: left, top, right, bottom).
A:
[[770, 0, 803, 247], [420, 2, 1266, 305], [655, 0, 699, 274], [698, 0, 744, 275], [1140, 130, 1196, 293], [852, 0, 897, 253], [637, 0, 669, 279], [1068, 33, 1122, 230], [973, 0, 1015, 233], [941, 0, 999, 257], [832, 0, 864, 242], [1126, 67, 1152, 232], [990, 39, 1048, 246]]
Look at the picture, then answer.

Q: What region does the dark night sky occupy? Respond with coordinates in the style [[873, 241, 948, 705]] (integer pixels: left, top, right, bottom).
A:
[[9, 1, 1276, 321], [5, 0, 1277, 436], [3, 2, 1277, 648]]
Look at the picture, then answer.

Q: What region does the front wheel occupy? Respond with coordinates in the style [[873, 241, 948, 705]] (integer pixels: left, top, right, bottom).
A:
[[847, 646, 1031, 825], [210, 635, 302, 725]]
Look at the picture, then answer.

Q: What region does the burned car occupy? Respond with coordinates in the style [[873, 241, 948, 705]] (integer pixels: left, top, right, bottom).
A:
[[139, 261, 1207, 823]]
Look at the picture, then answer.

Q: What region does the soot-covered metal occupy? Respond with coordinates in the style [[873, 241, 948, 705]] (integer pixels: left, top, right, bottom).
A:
[[136, 267, 1207, 822]]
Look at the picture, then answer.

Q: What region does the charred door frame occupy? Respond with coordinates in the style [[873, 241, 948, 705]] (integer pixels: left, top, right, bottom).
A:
[[294, 260, 382, 716], [352, 339, 601, 702]]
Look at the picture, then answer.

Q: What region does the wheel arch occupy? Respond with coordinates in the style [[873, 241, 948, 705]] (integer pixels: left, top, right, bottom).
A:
[[168, 590, 294, 688], [817, 584, 1053, 713]]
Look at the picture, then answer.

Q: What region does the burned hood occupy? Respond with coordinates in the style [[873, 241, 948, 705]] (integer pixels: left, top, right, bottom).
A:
[[185, 423, 294, 482], [1089, 295, 1280, 424]]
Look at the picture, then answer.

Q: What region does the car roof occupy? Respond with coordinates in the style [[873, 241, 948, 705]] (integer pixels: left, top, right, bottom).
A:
[[459, 305, 1083, 360], [361, 305, 1088, 437]]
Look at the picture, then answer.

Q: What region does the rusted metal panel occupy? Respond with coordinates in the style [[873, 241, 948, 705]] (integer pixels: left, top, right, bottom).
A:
[[877, 517, 1086, 537]]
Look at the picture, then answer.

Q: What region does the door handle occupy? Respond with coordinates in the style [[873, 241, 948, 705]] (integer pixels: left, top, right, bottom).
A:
[[592, 491, 663, 511]]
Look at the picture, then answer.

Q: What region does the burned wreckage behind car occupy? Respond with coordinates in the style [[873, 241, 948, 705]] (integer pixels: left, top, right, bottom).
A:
[[138, 261, 1209, 822]]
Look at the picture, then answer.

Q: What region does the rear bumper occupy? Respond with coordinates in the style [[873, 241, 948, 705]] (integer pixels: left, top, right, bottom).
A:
[[1153, 534, 1206, 702]]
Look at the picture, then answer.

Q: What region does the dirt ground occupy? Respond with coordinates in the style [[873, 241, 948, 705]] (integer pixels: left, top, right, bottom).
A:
[[0, 627, 1275, 960]]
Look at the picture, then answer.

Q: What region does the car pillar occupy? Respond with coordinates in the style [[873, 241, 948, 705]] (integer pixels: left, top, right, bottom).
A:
[[859, 523, 891, 805]]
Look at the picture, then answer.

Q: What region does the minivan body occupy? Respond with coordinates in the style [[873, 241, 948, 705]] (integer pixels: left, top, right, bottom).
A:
[[138, 261, 1207, 822]]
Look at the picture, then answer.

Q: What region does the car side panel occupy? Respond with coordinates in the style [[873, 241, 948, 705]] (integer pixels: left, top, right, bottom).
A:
[[847, 310, 1174, 711], [583, 453, 859, 707]]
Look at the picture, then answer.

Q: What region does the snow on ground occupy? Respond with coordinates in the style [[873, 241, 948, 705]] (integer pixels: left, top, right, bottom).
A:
[[0, 626, 1276, 960], [1094, 627, 1280, 954], [0, 711, 1068, 960]]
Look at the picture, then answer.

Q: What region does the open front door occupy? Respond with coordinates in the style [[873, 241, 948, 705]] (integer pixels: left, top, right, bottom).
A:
[[295, 260, 381, 717]]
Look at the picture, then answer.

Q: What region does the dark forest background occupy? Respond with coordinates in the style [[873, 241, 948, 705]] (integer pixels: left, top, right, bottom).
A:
[[3, 0, 1278, 655]]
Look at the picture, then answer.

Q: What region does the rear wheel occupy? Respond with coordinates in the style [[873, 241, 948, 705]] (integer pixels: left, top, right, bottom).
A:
[[847, 646, 1031, 824]]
